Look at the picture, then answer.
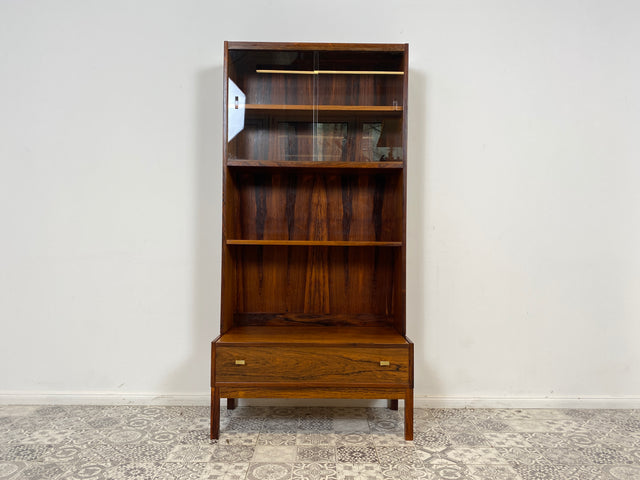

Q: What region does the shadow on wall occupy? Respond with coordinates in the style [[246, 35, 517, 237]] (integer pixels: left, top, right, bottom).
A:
[[160, 66, 223, 399], [407, 69, 441, 400]]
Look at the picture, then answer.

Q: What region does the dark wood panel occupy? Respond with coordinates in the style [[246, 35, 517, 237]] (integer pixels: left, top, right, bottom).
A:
[[216, 345, 410, 383], [217, 326, 408, 345], [234, 312, 391, 327], [236, 172, 402, 242], [236, 246, 395, 315]]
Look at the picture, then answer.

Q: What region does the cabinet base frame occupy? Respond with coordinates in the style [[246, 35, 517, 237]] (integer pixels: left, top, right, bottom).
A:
[[210, 386, 413, 440]]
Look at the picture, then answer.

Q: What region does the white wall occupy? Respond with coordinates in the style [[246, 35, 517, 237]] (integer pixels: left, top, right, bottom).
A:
[[1, 0, 639, 406]]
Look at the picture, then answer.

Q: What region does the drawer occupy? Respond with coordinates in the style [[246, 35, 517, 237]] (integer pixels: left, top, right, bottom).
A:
[[215, 345, 409, 384]]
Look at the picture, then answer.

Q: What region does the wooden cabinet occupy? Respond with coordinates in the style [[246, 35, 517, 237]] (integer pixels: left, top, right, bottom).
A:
[[211, 42, 413, 440]]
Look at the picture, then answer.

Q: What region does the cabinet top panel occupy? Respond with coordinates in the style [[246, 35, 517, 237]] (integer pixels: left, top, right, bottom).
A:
[[226, 41, 408, 52]]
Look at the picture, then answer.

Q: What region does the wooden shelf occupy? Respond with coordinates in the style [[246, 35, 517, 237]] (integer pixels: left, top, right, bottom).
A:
[[227, 159, 403, 169], [256, 69, 404, 75], [226, 240, 402, 247], [245, 104, 402, 112], [218, 325, 409, 346]]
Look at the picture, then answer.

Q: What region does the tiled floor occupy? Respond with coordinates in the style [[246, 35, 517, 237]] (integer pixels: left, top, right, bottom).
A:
[[0, 405, 639, 479]]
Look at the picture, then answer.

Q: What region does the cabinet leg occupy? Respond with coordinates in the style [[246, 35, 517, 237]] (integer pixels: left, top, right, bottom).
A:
[[227, 398, 237, 410], [388, 399, 399, 410], [210, 388, 220, 439], [404, 388, 413, 441]]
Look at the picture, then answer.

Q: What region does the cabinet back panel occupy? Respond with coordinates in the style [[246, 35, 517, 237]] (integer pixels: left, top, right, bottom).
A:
[[234, 172, 402, 242], [236, 246, 395, 315]]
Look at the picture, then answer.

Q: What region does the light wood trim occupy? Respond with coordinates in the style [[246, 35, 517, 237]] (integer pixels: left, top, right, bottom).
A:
[[226, 160, 403, 169], [216, 326, 410, 346], [256, 69, 404, 75], [219, 386, 407, 398], [245, 104, 402, 112], [226, 240, 402, 247], [227, 42, 407, 51]]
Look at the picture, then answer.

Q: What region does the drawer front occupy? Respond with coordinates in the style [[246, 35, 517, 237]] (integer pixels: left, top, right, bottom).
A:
[[215, 346, 409, 384]]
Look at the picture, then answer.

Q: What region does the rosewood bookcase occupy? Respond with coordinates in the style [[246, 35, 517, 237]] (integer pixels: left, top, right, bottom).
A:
[[211, 41, 413, 440]]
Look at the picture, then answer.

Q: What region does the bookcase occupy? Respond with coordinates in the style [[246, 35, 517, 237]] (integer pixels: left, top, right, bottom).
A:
[[211, 42, 413, 440]]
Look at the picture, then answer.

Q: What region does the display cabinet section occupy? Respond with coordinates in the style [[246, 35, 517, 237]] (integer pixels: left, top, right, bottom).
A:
[[229, 171, 403, 242], [228, 115, 403, 163]]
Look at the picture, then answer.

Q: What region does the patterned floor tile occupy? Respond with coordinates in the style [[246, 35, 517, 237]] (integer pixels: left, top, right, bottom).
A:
[[337, 446, 378, 463], [60, 461, 112, 480], [473, 418, 512, 432], [112, 443, 170, 462], [297, 446, 336, 462], [578, 445, 637, 464], [42, 444, 84, 463], [370, 433, 413, 447], [252, 445, 297, 462], [103, 462, 162, 480], [202, 462, 249, 480], [494, 447, 550, 466], [0, 461, 25, 480], [446, 447, 507, 465], [600, 464, 640, 480], [422, 459, 471, 479], [226, 416, 264, 432], [484, 433, 533, 448], [297, 433, 338, 446], [153, 461, 206, 480], [262, 418, 299, 433], [13, 461, 68, 480], [1, 405, 639, 480], [259, 433, 297, 446], [336, 433, 371, 446], [505, 419, 586, 434], [333, 418, 370, 432], [376, 445, 420, 465], [380, 462, 429, 479], [413, 429, 450, 451], [467, 464, 523, 480], [447, 431, 490, 447], [246, 462, 292, 480], [166, 444, 212, 462], [368, 419, 403, 434], [298, 418, 333, 431], [513, 464, 604, 480], [336, 463, 382, 480], [211, 445, 254, 463], [0, 445, 49, 462], [292, 462, 337, 480], [536, 447, 590, 465], [218, 432, 259, 446]]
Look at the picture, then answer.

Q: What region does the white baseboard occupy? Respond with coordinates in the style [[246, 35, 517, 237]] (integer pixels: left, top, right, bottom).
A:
[[1, 392, 639, 409], [413, 395, 640, 409]]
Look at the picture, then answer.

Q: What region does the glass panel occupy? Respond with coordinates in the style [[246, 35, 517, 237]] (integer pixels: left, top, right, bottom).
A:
[[227, 49, 315, 162], [226, 48, 404, 163]]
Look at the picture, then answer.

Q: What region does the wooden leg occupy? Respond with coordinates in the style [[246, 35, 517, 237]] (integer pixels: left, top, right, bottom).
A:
[[404, 389, 413, 441], [227, 398, 237, 410], [388, 399, 399, 410], [210, 388, 220, 439]]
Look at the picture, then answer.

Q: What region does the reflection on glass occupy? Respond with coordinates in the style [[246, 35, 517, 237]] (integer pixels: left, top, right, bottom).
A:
[[279, 122, 347, 162], [228, 79, 245, 141], [362, 121, 402, 162]]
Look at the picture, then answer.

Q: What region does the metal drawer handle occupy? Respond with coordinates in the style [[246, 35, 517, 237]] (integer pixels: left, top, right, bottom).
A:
[[379, 361, 390, 367], [235, 360, 246, 365]]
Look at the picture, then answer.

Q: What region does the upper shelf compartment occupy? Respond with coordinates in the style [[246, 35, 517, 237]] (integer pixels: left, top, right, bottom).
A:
[[227, 47, 406, 163]]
